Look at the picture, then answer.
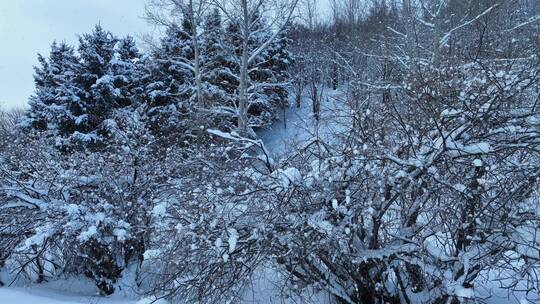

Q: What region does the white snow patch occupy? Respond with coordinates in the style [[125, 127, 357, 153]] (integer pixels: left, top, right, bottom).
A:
[[136, 297, 169, 304], [77, 225, 97, 242], [473, 159, 483, 167], [152, 202, 168, 217], [143, 249, 161, 260], [273, 167, 302, 187], [227, 228, 239, 254]]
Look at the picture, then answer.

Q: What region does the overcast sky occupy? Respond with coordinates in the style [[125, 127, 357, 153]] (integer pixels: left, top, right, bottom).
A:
[[0, 0, 149, 109]]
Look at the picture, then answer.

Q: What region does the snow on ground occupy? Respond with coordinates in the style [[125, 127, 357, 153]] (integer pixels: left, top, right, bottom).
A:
[[0, 288, 135, 304], [0, 283, 135, 304], [257, 87, 349, 158], [2, 277, 538, 304], [0, 270, 142, 304], [0, 268, 326, 304], [241, 264, 334, 304]]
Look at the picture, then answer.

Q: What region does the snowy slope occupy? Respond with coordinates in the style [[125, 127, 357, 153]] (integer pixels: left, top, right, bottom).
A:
[[257, 88, 349, 158]]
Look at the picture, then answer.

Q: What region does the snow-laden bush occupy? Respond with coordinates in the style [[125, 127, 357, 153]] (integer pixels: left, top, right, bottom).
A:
[[253, 1, 540, 301], [141, 132, 276, 302], [0, 109, 165, 294], [257, 57, 540, 303]]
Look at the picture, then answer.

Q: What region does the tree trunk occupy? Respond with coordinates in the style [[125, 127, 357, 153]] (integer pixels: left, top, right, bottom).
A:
[[311, 81, 320, 121], [237, 0, 250, 133], [189, 0, 204, 107]]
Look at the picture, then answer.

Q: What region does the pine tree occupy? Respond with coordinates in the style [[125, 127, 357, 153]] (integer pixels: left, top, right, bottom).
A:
[[222, 20, 242, 91], [142, 20, 196, 140], [246, 15, 277, 126], [201, 9, 226, 102], [25, 42, 81, 137], [260, 26, 293, 110], [25, 26, 144, 151], [111, 36, 143, 108], [74, 25, 119, 147], [200, 9, 237, 125], [222, 13, 293, 128]]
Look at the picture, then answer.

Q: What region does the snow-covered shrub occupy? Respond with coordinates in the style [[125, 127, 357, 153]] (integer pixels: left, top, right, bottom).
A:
[[254, 8, 540, 302], [0, 109, 166, 294], [0, 134, 67, 284], [238, 56, 540, 303], [141, 131, 276, 302]]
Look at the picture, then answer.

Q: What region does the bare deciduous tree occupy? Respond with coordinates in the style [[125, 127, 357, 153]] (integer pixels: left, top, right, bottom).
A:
[[146, 0, 210, 106], [211, 0, 299, 134]]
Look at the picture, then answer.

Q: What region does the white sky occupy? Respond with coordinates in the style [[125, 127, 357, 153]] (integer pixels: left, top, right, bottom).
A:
[[0, 0, 149, 109]]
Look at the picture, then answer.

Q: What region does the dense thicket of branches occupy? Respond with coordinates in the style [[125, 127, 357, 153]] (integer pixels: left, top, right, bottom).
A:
[[1, 0, 540, 303], [273, 0, 540, 303]]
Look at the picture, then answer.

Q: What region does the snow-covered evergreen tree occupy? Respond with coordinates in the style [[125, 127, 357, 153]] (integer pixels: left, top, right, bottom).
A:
[[211, 0, 298, 133], [24, 26, 144, 151], [220, 13, 293, 129], [254, 22, 293, 123], [242, 13, 276, 126], [72, 25, 120, 148], [142, 21, 195, 140], [201, 9, 234, 113], [25, 42, 81, 137], [111, 35, 144, 108]]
